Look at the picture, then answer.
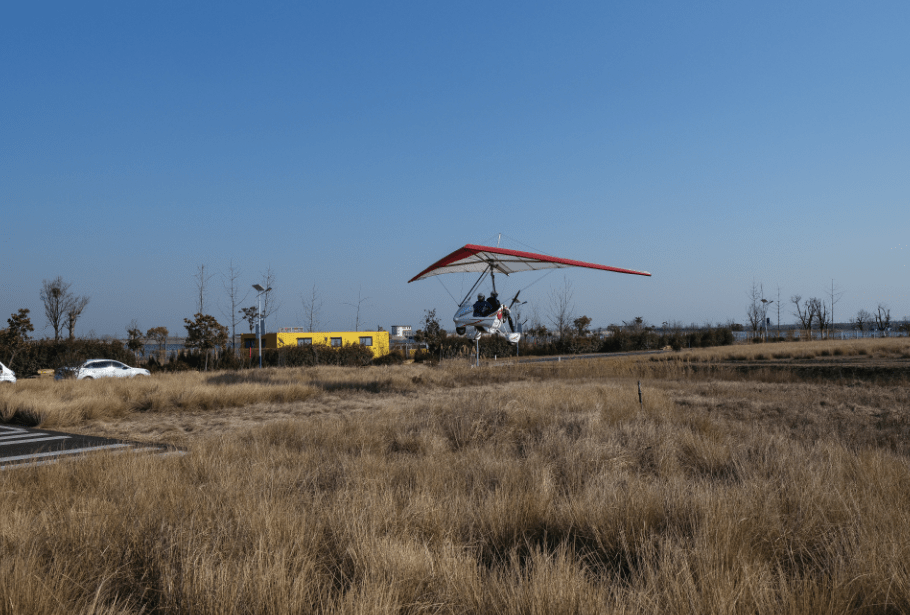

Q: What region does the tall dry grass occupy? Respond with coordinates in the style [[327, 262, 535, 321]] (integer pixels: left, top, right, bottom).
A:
[[2, 339, 910, 612], [6, 337, 906, 430], [0, 370, 326, 427], [0, 363, 506, 429], [664, 336, 910, 363]]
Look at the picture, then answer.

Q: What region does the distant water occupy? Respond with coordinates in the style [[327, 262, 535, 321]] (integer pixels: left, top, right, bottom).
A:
[[142, 342, 256, 357], [141, 344, 185, 355], [141, 343, 247, 355]]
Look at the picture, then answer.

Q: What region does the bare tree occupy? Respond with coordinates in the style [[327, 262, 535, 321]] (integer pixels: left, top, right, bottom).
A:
[[775, 286, 782, 335], [40, 277, 70, 341], [874, 303, 891, 335], [66, 296, 90, 340], [851, 309, 873, 332], [40, 277, 89, 341], [194, 264, 215, 315], [527, 303, 544, 340], [810, 298, 828, 338], [746, 302, 763, 336], [791, 295, 815, 339], [258, 266, 280, 327], [301, 283, 323, 332], [745, 281, 764, 336], [547, 276, 575, 338], [827, 280, 844, 334], [345, 286, 370, 331], [220, 260, 249, 348]]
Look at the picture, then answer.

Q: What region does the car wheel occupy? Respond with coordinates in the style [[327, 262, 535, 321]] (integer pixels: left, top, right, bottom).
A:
[[83, 376, 94, 380]]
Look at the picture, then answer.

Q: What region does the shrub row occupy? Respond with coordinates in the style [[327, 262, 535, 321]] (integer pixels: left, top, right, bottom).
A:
[[0, 339, 139, 378], [147, 342, 376, 372], [416, 335, 516, 362], [259, 343, 375, 367], [2, 327, 734, 377], [419, 326, 736, 360], [655, 327, 736, 351], [1, 340, 380, 376], [146, 349, 245, 372]]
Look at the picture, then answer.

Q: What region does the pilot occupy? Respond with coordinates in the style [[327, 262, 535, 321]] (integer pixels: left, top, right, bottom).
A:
[[473, 294, 489, 317]]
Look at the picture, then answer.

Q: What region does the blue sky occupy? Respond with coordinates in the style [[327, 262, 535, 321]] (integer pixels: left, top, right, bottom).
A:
[[2, 1, 908, 339]]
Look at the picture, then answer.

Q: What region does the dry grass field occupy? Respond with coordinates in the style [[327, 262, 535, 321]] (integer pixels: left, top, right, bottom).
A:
[[2, 337, 910, 613]]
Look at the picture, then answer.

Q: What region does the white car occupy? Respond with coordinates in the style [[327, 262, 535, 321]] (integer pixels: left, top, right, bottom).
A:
[[55, 359, 150, 381], [0, 361, 15, 384]]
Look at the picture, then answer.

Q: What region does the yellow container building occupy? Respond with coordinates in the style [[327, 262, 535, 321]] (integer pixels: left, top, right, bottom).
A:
[[240, 329, 390, 358]]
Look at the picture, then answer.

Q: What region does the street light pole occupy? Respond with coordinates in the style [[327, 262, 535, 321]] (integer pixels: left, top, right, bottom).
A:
[[252, 284, 271, 368]]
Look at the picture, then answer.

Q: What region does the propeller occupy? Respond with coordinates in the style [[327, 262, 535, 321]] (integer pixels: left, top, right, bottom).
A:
[[506, 290, 526, 331]]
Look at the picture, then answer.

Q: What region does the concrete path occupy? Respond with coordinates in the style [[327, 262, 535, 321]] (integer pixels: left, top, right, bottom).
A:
[[0, 424, 180, 469]]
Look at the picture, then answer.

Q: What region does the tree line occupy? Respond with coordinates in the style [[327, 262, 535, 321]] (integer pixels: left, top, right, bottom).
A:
[[0, 261, 390, 374], [0, 307, 380, 377], [744, 280, 908, 340], [0, 308, 140, 376]]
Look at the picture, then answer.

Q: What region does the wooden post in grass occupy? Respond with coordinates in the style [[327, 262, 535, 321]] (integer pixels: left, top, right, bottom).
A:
[[638, 380, 643, 411]]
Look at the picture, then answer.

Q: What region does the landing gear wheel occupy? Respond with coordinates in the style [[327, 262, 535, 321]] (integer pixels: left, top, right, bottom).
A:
[[456, 326, 466, 335]]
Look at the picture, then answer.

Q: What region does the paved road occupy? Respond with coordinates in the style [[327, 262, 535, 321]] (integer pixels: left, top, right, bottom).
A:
[[0, 425, 180, 469], [514, 349, 667, 363]]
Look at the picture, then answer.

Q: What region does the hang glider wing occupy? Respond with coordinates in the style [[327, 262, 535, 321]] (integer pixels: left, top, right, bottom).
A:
[[408, 244, 651, 283]]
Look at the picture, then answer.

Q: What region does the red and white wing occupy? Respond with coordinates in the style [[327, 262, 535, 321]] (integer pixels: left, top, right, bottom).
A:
[[408, 244, 651, 283]]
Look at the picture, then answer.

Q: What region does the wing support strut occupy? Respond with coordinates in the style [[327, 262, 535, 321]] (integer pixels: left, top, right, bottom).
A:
[[459, 268, 490, 307]]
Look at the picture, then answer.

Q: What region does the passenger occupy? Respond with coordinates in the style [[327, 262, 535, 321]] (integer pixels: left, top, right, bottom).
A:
[[488, 292, 501, 314], [473, 294, 490, 317]]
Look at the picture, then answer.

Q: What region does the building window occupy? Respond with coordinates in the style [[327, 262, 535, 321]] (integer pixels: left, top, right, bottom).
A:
[[330, 337, 342, 347], [245, 339, 255, 349], [297, 338, 312, 346], [359, 336, 373, 346]]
